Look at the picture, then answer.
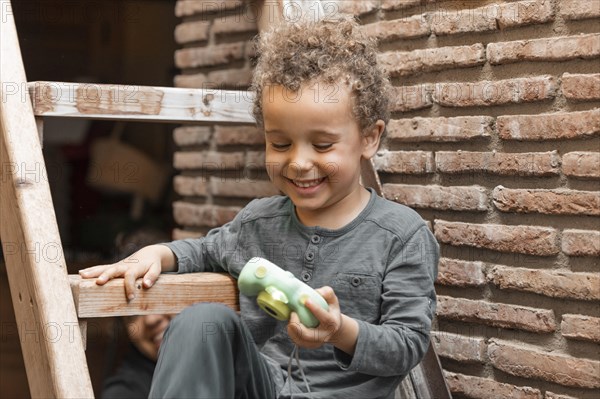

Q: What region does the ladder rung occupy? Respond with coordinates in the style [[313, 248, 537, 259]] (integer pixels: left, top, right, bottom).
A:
[[28, 81, 255, 124], [69, 273, 239, 318]]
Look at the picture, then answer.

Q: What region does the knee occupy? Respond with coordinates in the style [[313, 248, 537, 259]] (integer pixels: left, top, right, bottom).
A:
[[171, 303, 240, 335]]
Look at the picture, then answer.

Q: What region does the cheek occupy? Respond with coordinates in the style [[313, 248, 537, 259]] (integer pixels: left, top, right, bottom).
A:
[[265, 152, 282, 179]]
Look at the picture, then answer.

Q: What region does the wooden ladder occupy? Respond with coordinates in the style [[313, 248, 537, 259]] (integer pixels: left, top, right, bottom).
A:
[[0, 0, 451, 397]]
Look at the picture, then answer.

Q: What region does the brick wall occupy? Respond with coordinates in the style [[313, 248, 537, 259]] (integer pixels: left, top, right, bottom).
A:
[[172, 1, 600, 398]]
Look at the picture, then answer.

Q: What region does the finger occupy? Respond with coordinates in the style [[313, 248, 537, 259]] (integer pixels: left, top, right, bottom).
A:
[[316, 286, 336, 302], [124, 270, 142, 301], [288, 313, 324, 348], [287, 313, 308, 342], [142, 263, 160, 288], [96, 263, 129, 285], [79, 265, 110, 278], [305, 298, 331, 323]]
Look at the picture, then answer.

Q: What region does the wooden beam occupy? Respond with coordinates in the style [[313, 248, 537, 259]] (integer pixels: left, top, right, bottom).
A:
[[0, 1, 94, 397], [70, 273, 239, 318], [28, 81, 255, 124]]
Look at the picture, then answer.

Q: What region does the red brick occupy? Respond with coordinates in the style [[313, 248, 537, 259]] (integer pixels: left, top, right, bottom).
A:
[[488, 339, 600, 388], [437, 296, 556, 333], [563, 151, 600, 179], [174, 21, 210, 44], [175, 0, 242, 17], [428, 6, 497, 36], [434, 220, 559, 256], [497, 0, 554, 30], [373, 150, 434, 174], [433, 76, 556, 107], [444, 371, 543, 399], [361, 16, 430, 42], [497, 109, 600, 140], [172, 228, 203, 240], [544, 392, 578, 399], [173, 126, 212, 146], [174, 67, 252, 88], [213, 14, 257, 35], [336, 0, 379, 15], [384, 184, 488, 211], [214, 125, 264, 146], [173, 175, 208, 197], [436, 258, 486, 287], [378, 44, 485, 77], [207, 68, 253, 87], [431, 332, 486, 363], [173, 202, 241, 228], [381, 0, 422, 11], [173, 151, 245, 170], [175, 42, 245, 69], [561, 314, 600, 343], [561, 73, 600, 101], [562, 229, 600, 257], [559, 0, 600, 20], [492, 186, 600, 216], [389, 84, 433, 112], [488, 265, 600, 301], [387, 116, 493, 142], [436, 151, 560, 176], [174, 73, 207, 88], [176, 69, 253, 88], [487, 34, 600, 65], [245, 151, 265, 169], [209, 177, 278, 198]]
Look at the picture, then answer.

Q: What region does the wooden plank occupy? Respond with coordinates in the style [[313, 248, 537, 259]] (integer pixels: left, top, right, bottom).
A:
[[395, 378, 418, 399], [410, 341, 453, 399], [70, 273, 239, 318], [35, 117, 43, 148], [28, 81, 255, 124], [0, 1, 94, 397]]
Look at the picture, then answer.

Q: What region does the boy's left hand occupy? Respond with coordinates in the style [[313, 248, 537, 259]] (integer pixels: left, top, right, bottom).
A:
[[287, 286, 342, 349]]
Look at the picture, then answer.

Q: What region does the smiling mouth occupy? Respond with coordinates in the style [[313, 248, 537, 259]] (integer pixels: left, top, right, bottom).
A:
[[290, 177, 326, 188]]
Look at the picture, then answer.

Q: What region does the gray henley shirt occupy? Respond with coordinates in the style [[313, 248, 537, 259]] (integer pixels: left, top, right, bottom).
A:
[[164, 188, 439, 399]]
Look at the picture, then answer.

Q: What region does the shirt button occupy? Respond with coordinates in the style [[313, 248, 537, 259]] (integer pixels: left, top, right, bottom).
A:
[[305, 251, 314, 261], [301, 271, 312, 282], [310, 235, 321, 244], [351, 276, 362, 287]]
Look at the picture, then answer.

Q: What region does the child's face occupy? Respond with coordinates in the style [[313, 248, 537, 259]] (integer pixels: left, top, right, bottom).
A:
[[262, 81, 380, 224]]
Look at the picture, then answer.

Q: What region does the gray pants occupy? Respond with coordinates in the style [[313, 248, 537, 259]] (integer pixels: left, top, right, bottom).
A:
[[149, 303, 279, 399]]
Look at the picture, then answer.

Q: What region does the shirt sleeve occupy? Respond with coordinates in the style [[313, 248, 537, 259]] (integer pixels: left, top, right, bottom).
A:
[[160, 201, 254, 275], [333, 223, 439, 377]]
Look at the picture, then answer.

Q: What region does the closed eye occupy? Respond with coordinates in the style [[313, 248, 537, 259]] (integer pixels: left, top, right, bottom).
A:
[[314, 143, 333, 150], [271, 143, 290, 150]]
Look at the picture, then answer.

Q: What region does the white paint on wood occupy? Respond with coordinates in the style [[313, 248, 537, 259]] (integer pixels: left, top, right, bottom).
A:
[[29, 81, 255, 124]]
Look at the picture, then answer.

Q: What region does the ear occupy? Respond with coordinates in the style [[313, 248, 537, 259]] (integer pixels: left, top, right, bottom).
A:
[[361, 120, 385, 159]]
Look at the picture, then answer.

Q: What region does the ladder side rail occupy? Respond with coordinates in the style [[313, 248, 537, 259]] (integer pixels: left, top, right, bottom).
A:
[[0, 1, 94, 397]]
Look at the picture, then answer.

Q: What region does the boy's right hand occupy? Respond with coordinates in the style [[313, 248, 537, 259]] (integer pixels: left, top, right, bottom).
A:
[[79, 244, 175, 300]]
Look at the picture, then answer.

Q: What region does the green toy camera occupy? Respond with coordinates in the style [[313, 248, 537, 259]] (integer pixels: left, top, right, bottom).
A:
[[238, 257, 329, 328]]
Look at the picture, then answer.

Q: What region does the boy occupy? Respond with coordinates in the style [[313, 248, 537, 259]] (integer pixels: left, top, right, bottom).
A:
[[80, 15, 439, 399]]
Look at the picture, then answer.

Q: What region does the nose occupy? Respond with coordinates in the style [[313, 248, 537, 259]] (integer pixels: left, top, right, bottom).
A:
[[285, 145, 314, 179]]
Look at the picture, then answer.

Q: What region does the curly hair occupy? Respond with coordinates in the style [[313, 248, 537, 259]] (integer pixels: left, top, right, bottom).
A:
[[251, 14, 392, 136]]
